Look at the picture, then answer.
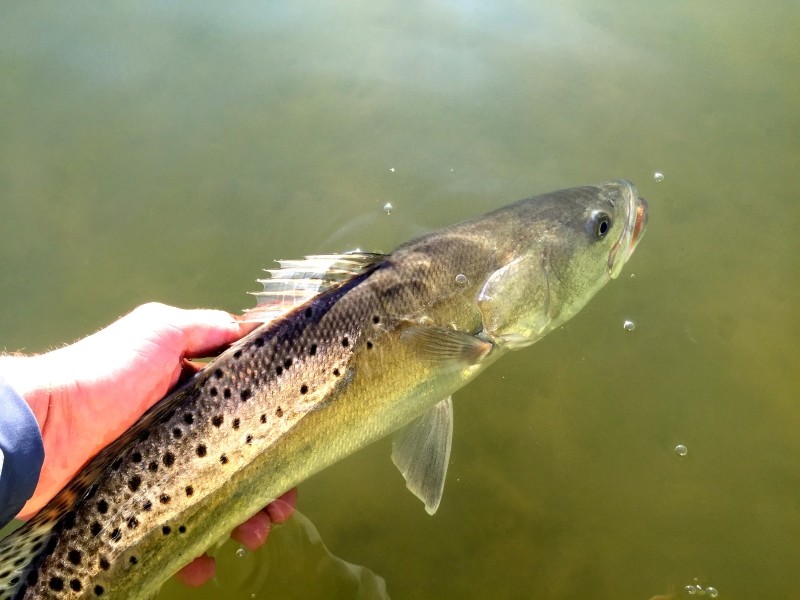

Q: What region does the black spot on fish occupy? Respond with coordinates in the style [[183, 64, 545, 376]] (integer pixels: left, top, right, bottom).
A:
[[127, 516, 139, 529], [67, 549, 82, 565], [254, 337, 265, 348], [276, 365, 283, 376], [9, 576, 18, 585], [309, 343, 317, 356], [333, 368, 341, 377], [214, 368, 224, 379], [99, 556, 110, 570], [97, 500, 109, 514], [275, 407, 283, 417], [26, 570, 38, 585], [162, 526, 171, 535], [233, 349, 242, 359], [13, 557, 25, 566], [284, 358, 292, 369], [183, 413, 194, 425], [70, 579, 82, 592], [305, 307, 313, 319], [246, 434, 253, 444], [111, 457, 123, 471], [220, 454, 228, 464], [129, 475, 142, 492], [91, 522, 102, 536], [232, 418, 240, 430], [148, 461, 158, 473], [31, 541, 43, 552], [48, 576, 64, 591], [179, 525, 187, 533], [163, 452, 175, 467], [241, 389, 252, 402], [172, 427, 183, 439], [300, 384, 308, 394], [94, 584, 105, 596], [366, 341, 373, 349], [109, 527, 121, 542], [185, 486, 194, 497], [1, 569, 10, 578], [223, 388, 231, 399], [63, 510, 77, 530], [139, 431, 150, 442], [212, 415, 224, 427], [130, 556, 138, 565], [373, 315, 380, 324], [131, 451, 142, 463], [143, 500, 153, 511], [160, 494, 171, 504], [196, 445, 207, 457], [210, 387, 218, 397], [260, 413, 267, 423], [342, 337, 349, 347]]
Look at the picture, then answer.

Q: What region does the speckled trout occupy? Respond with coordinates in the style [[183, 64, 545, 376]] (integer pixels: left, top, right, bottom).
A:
[[0, 181, 647, 599]]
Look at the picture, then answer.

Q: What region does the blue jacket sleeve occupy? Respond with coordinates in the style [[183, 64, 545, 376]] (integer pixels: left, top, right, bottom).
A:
[[0, 376, 44, 528]]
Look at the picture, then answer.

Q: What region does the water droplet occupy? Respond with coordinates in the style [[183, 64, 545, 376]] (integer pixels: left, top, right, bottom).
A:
[[705, 587, 718, 598], [654, 171, 665, 182], [675, 444, 688, 457], [383, 202, 394, 215], [236, 547, 246, 558], [455, 273, 468, 285], [623, 320, 636, 332]]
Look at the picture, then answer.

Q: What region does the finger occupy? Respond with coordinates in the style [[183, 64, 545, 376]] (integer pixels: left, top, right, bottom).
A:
[[175, 553, 216, 587], [267, 488, 298, 524], [169, 308, 249, 358], [231, 510, 271, 551]]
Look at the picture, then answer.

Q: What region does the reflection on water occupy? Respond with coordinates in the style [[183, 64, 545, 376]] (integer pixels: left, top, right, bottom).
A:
[[159, 511, 389, 600], [1, 0, 798, 598]]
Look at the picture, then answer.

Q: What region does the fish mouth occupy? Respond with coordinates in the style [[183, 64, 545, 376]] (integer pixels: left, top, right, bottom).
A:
[[608, 181, 649, 279]]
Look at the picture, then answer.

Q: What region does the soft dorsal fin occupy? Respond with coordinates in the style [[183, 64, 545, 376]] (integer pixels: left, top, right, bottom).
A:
[[391, 396, 454, 515], [243, 252, 386, 323]]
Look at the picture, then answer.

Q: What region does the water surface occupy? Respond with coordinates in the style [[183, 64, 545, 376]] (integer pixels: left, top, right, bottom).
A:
[[1, 1, 798, 598]]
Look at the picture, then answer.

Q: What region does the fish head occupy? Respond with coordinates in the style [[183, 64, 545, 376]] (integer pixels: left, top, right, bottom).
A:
[[477, 180, 648, 349]]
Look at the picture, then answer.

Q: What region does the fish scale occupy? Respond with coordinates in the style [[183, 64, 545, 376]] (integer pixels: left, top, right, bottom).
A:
[[0, 182, 648, 599]]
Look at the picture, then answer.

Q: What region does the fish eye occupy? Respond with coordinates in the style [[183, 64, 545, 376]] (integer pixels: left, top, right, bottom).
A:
[[590, 211, 612, 240]]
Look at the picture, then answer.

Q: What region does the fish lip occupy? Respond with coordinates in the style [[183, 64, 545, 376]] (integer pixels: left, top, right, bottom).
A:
[[608, 181, 648, 279]]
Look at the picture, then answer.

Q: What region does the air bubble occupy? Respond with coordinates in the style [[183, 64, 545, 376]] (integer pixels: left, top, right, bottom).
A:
[[389, 167, 395, 173], [623, 320, 636, 332], [455, 273, 468, 285], [654, 171, 665, 182], [705, 587, 718, 598], [383, 202, 394, 215], [685, 585, 699, 595], [236, 547, 246, 558], [675, 444, 688, 457]]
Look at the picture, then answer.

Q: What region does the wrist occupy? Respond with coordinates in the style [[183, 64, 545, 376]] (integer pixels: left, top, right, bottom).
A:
[[0, 353, 58, 430]]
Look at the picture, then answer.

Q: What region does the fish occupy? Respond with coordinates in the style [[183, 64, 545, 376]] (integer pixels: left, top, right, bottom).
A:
[[0, 180, 648, 599]]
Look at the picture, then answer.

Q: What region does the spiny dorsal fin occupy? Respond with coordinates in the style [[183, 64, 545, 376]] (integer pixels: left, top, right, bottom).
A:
[[243, 252, 386, 323]]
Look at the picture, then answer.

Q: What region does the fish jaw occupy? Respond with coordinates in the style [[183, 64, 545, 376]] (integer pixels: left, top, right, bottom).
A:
[[608, 181, 649, 279]]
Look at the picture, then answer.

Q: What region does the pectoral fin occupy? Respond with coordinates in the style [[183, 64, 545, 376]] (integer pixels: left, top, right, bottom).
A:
[[401, 326, 492, 365], [391, 396, 453, 515]]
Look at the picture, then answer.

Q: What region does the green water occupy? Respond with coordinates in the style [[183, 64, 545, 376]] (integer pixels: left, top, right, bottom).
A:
[[2, 1, 798, 598]]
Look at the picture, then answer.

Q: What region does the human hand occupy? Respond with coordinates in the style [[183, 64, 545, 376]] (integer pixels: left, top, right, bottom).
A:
[[0, 302, 297, 585]]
